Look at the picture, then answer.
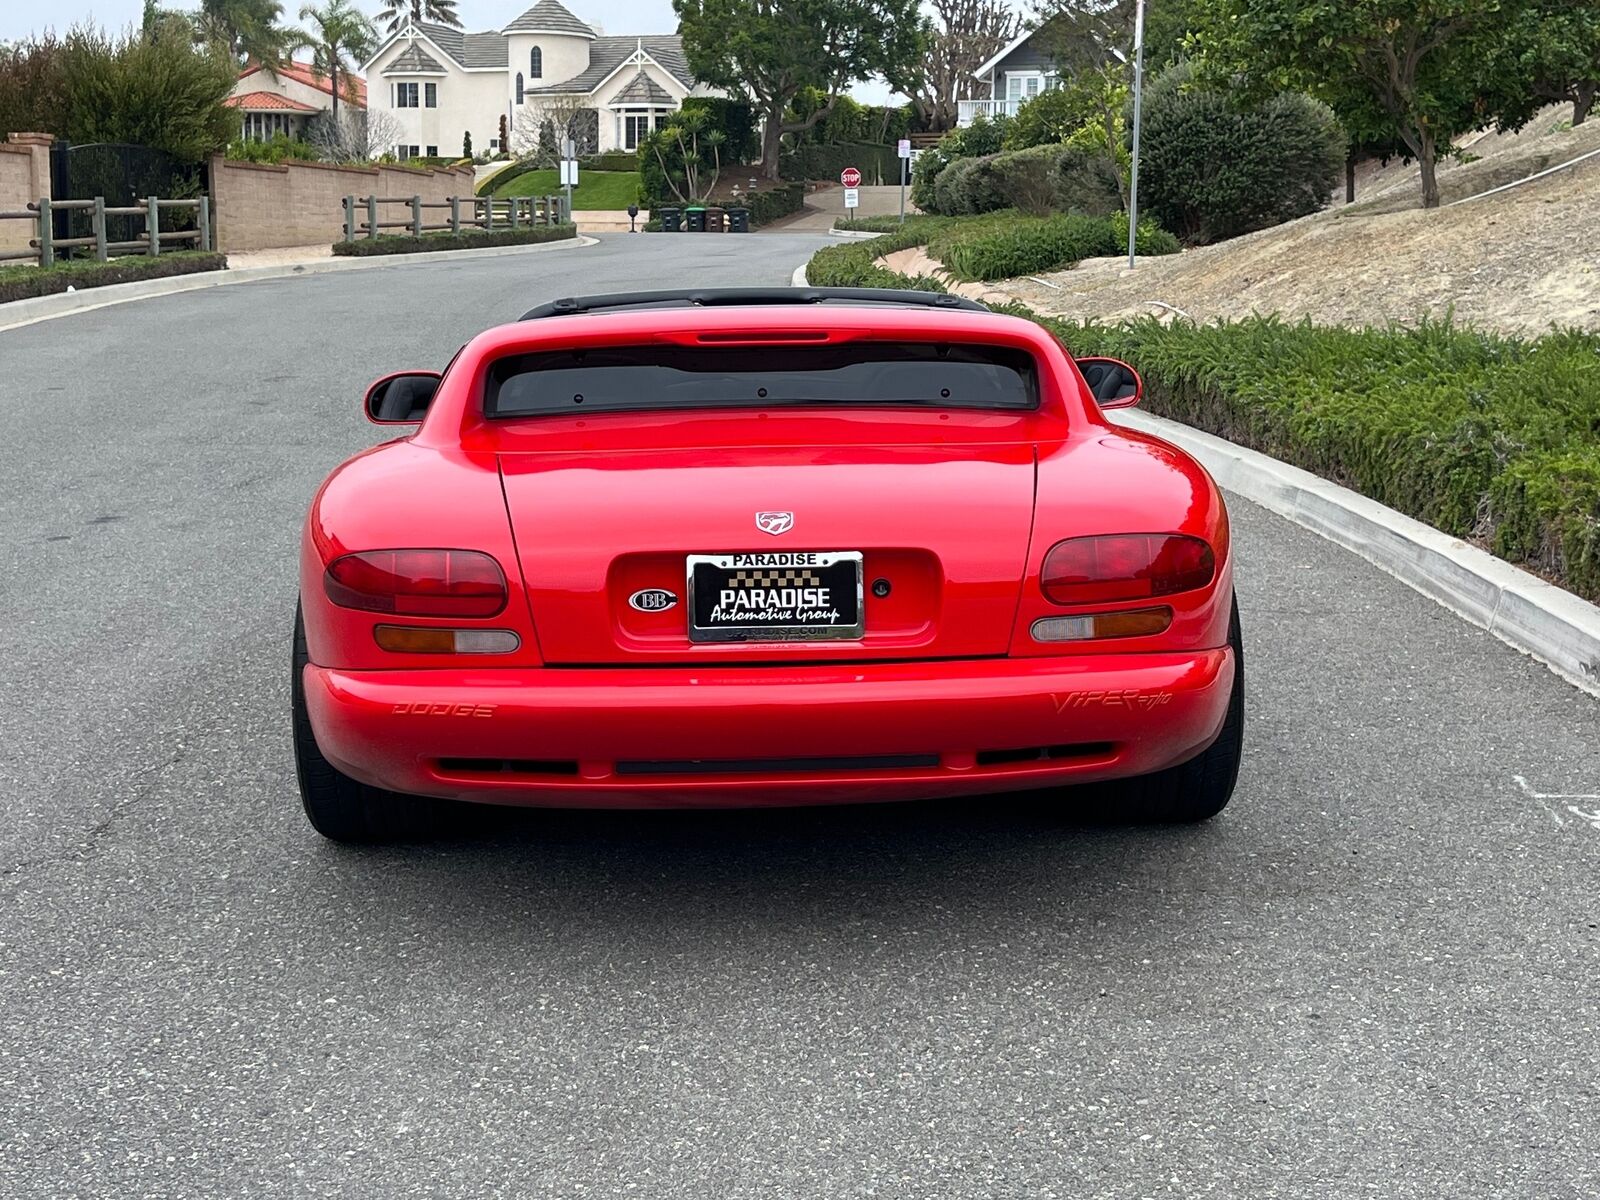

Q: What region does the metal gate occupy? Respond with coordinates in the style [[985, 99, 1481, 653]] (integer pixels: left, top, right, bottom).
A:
[[48, 142, 208, 254]]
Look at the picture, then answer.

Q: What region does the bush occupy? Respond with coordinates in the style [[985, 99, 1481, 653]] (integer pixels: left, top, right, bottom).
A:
[[938, 212, 1178, 281], [930, 155, 1002, 215], [581, 151, 637, 172], [1003, 87, 1102, 151], [225, 134, 321, 164], [1051, 316, 1600, 603], [0, 250, 226, 304], [806, 225, 949, 292], [743, 182, 806, 225], [332, 224, 576, 255], [1140, 63, 1346, 243], [986, 144, 1123, 217], [909, 115, 1011, 209], [786, 90, 912, 146]]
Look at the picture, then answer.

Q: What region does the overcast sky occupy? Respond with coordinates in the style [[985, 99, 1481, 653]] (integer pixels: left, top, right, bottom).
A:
[[1, 0, 904, 101]]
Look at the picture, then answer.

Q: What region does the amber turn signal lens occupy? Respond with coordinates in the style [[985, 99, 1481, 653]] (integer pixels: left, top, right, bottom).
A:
[[374, 626, 520, 654], [1030, 607, 1173, 642]]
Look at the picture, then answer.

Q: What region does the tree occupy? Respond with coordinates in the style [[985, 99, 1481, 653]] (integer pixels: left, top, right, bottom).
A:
[[463, 129, 472, 157], [511, 92, 591, 161], [674, 0, 929, 180], [194, 0, 298, 66], [1499, 0, 1600, 126], [1002, 64, 1131, 204], [295, 0, 375, 119], [305, 106, 403, 160], [376, 0, 461, 33], [892, 0, 1018, 133], [647, 109, 726, 203], [1199, 0, 1519, 209]]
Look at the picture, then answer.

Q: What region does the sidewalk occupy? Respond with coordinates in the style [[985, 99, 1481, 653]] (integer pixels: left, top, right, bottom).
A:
[[763, 184, 916, 232]]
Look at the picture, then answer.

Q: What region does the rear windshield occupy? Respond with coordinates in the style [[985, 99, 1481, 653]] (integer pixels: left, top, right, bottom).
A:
[[484, 342, 1038, 417]]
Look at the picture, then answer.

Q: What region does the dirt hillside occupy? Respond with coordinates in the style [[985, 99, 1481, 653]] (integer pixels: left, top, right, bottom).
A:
[[981, 105, 1600, 335]]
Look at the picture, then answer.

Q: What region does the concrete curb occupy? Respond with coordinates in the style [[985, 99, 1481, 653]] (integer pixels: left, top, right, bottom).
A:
[[1112, 408, 1600, 699], [0, 234, 599, 334], [829, 227, 888, 240]]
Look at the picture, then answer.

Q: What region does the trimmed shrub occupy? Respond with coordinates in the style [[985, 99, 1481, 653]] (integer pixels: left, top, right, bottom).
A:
[[332, 225, 576, 255], [986, 144, 1123, 218], [581, 151, 639, 172], [909, 115, 1011, 210], [938, 212, 1178, 281], [1140, 63, 1346, 243], [806, 226, 948, 292], [743, 182, 806, 226], [930, 155, 1003, 215], [0, 250, 226, 304], [1002, 87, 1102, 151], [1052, 316, 1600, 602]]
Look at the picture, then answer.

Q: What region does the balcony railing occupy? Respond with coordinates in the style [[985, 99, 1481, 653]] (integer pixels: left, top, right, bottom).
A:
[[956, 98, 1022, 126]]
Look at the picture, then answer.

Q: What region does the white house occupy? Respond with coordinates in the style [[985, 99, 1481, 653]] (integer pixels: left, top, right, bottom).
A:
[[227, 61, 368, 142], [362, 0, 715, 159]]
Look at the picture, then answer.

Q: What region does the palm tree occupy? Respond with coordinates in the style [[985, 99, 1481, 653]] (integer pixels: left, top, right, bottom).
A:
[[194, 0, 298, 65], [297, 0, 377, 117], [376, 0, 462, 33]]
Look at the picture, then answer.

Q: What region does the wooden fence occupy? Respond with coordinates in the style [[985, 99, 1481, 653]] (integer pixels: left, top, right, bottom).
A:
[[341, 193, 569, 241], [0, 195, 211, 267]]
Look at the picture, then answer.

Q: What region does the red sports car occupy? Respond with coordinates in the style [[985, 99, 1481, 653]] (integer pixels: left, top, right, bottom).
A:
[[294, 288, 1242, 841]]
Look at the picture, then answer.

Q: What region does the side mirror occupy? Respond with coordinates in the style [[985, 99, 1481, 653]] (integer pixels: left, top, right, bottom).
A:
[[1075, 356, 1142, 410], [364, 371, 442, 424]]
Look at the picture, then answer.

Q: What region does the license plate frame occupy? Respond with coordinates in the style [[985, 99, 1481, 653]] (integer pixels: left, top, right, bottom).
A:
[[686, 551, 865, 643]]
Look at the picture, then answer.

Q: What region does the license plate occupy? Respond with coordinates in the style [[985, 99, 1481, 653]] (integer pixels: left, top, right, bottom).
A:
[[687, 551, 864, 643]]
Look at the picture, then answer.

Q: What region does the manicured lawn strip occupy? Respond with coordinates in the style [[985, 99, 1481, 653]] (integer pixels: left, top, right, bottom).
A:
[[0, 251, 227, 305], [331, 225, 577, 256], [493, 169, 641, 209], [806, 237, 1600, 605]]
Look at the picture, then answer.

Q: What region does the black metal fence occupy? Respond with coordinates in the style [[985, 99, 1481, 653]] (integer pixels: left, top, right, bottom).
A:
[[49, 141, 207, 253]]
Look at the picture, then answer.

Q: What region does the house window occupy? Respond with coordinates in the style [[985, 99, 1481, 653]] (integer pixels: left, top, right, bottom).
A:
[[489, 137, 500, 151], [621, 109, 660, 150], [242, 112, 298, 141], [515, 72, 524, 104], [395, 82, 419, 108], [425, 82, 437, 108], [425, 145, 438, 157], [530, 46, 542, 78], [1005, 72, 1043, 103], [396, 144, 421, 159]]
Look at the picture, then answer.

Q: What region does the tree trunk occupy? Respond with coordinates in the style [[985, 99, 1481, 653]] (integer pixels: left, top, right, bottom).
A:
[[1575, 84, 1596, 127], [331, 61, 340, 121], [1345, 154, 1356, 204], [1417, 129, 1440, 209], [761, 102, 784, 182]]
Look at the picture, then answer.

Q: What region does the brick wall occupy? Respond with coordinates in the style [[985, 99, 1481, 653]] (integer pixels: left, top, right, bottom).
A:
[[0, 134, 53, 257], [210, 156, 476, 251]]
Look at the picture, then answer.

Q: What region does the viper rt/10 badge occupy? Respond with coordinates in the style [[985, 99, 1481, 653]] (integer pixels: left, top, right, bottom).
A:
[[628, 587, 679, 612]]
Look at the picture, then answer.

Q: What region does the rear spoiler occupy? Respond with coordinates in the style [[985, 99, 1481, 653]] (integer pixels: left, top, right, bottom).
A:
[[519, 287, 992, 321]]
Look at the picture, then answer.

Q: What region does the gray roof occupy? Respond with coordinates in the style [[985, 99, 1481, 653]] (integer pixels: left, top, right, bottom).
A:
[[611, 69, 675, 106], [526, 35, 692, 95], [381, 43, 447, 75], [503, 0, 595, 37], [417, 22, 507, 69]]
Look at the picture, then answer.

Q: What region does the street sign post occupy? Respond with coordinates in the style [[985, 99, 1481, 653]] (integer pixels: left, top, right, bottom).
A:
[[561, 135, 577, 222], [897, 139, 911, 224], [843, 187, 860, 210], [840, 166, 862, 188]]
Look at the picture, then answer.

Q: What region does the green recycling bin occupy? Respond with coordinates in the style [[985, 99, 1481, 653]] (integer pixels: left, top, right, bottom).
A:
[[685, 206, 707, 232]]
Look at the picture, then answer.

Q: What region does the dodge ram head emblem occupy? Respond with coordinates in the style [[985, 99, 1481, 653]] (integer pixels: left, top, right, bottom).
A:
[[755, 511, 794, 536]]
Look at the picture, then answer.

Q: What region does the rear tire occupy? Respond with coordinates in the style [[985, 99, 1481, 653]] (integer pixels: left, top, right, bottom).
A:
[[1094, 596, 1244, 823], [292, 603, 450, 843]]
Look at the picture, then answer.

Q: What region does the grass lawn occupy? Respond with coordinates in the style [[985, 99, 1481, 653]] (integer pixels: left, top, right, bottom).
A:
[[494, 169, 641, 209]]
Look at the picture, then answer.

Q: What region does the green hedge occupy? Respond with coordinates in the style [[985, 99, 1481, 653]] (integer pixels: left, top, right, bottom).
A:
[[939, 212, 1179, 281], [332, 225, 576, 256], [744, 182, 806, 225], [806, 224, 949, 292], [0, 251, 227, 305], [1049, 317, 1600, 603], [681, 97, 759, 163], [779, 142, 907, 184], [582, 151, 639, 173]]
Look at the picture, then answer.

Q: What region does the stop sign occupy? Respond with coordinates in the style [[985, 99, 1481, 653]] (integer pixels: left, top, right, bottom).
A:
[[840, 166, 862, 188]]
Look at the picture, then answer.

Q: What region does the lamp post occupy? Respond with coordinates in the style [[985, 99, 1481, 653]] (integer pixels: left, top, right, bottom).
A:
[[1126, 0, 1147, 269]]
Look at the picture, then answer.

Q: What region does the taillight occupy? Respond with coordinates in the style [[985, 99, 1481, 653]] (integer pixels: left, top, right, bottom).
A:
[[324, 549, 507, 617], [1040, 534, 1215, 606]]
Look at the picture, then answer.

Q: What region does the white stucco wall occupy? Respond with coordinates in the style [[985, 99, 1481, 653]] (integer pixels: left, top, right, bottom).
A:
[[368, 35, 507, 157]]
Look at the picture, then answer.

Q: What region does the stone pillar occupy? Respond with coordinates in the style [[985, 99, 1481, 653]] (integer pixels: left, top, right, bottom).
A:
[[7, 132, 55, 203]]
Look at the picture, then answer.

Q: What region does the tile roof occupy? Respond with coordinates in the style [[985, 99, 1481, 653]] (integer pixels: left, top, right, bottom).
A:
[[382, 43, 447, 74], [417, 23, 509, 69], [611, 70, 675, 106], [526, 35, 692, 95], [237, 60, 367, 106], [503, 0, 595, 37], [224, 90, 321, 112]]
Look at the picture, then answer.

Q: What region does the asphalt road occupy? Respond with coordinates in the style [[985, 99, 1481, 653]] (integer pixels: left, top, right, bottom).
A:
[[2, 234, 1598, 1199]]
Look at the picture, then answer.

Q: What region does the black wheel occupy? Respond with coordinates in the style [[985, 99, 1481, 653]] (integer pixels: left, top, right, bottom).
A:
[[292, 603, 450, 842], [1096, 596, 1244, 823]]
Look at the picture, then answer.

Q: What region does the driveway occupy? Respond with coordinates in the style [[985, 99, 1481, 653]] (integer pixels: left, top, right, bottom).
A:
[[1, 233, 1597, 1198]]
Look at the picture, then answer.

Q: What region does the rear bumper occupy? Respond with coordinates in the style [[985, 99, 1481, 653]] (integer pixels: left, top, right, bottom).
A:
[[303, 650, 1234, 809]]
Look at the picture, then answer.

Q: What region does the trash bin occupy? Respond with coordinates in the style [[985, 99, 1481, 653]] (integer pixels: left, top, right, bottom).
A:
[[727, 207, 750, 233], [706, 206, 726, 233], [685, 206, 707, 232], [659, 206, 682, 232]]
